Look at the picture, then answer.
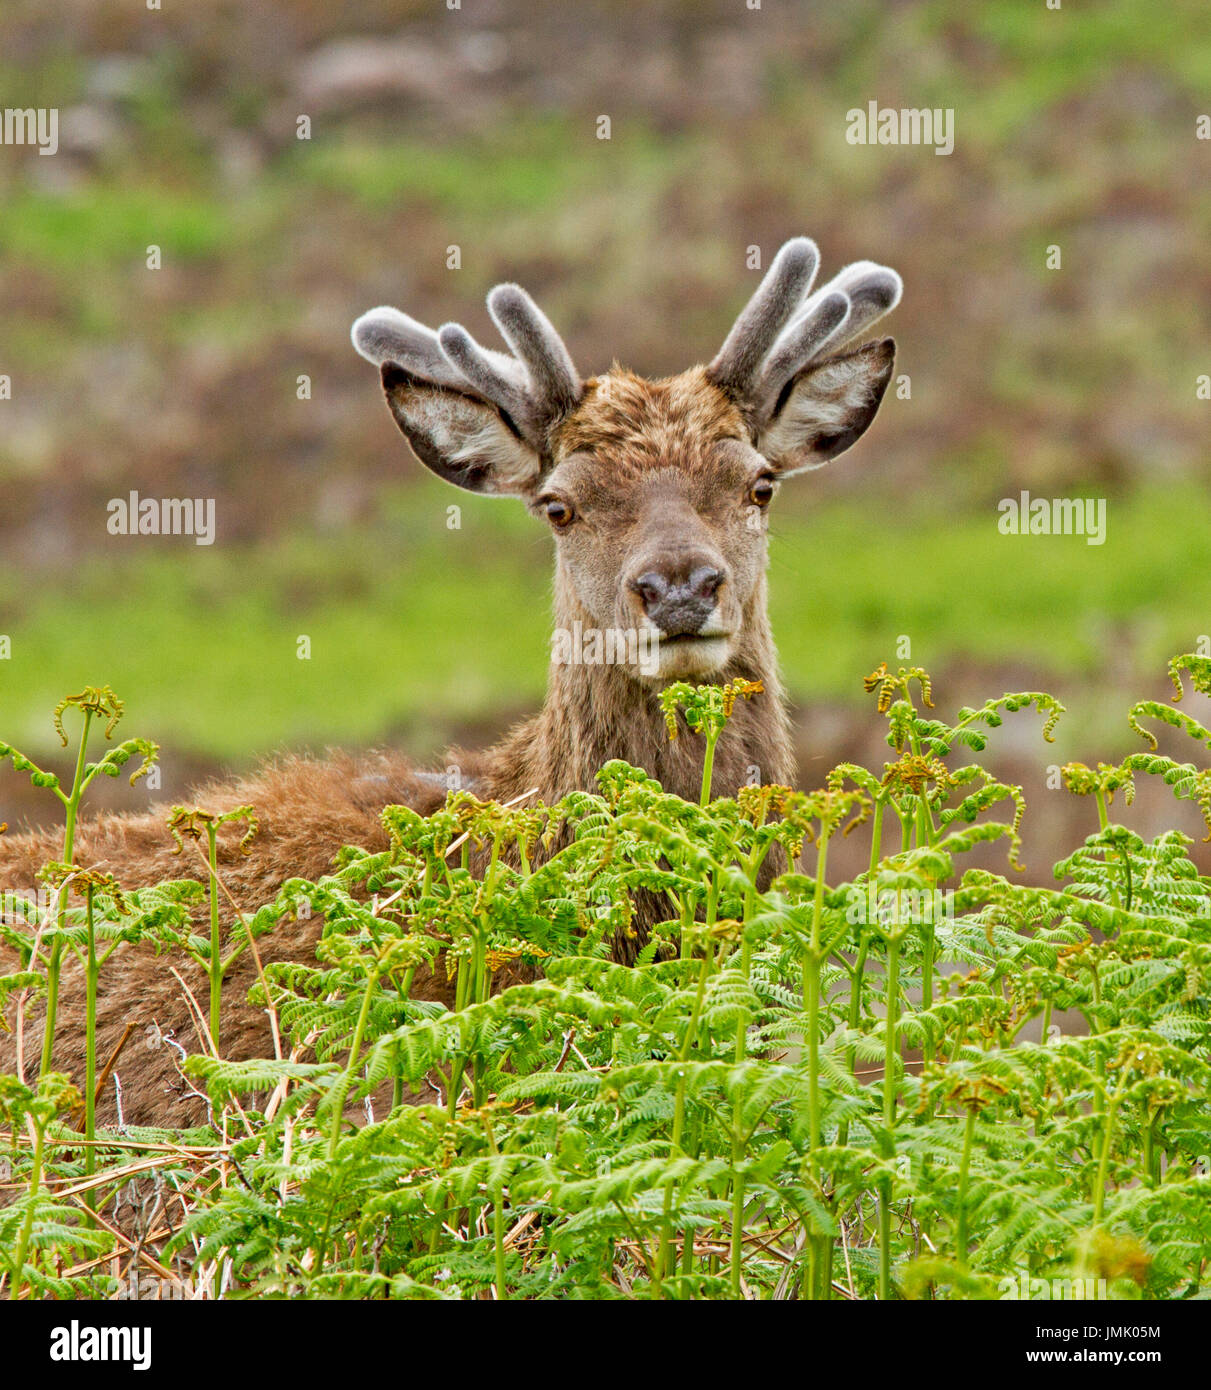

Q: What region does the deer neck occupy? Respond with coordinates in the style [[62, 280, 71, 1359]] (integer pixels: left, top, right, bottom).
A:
[[485, 578, 796, 806]]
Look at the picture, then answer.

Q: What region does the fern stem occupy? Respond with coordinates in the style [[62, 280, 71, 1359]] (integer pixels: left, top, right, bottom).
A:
[[802, 828, 831, 1300], [878, 929, 901, 1301], [728, 1173, 745, 1300], [390, 967, 416, 1113], [727, 853, 761, 1300], [1142, 1109, 1162, 1186], [838, 800, 880, 1151], [327, 965, 380, 1161], [481, 1112, 509, 1301], [206, 823, 223, 1053], [447, 1059, 464, 1119], [658, 948, 710, 1289], [836, 937, 868, 1151], [699, 726, 720, 807], [84, 887, 98, 1181], [955, 1107, 976, 1262], [805, 833, 829, 1155], [1092, 1070, 1128, 1226], [883, 933, 901, 1130], [10, 1117, 45, 1300], [40, 709, 93, 1079], [493, 1193, 508, 1300]]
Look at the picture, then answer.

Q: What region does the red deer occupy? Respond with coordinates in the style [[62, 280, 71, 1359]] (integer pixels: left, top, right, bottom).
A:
[[0, 238, 901, 1125]]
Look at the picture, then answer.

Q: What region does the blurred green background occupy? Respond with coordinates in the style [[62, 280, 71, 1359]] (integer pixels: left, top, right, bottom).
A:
[[1, 0, 1210, 869]]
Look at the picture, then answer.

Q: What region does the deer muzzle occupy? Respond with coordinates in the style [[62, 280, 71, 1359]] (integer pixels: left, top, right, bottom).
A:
[[629, 563, 726, 639]]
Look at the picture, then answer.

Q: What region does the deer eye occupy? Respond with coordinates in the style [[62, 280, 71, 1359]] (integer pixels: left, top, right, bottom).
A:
[[749, 476, 775, 507], [544, 497, 575, 528]]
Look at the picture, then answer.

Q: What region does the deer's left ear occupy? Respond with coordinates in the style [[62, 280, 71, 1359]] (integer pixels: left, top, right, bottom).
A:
[[756, 338, 895, 477]]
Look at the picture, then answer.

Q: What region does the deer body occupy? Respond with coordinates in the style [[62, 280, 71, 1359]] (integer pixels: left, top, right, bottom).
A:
[[0, 239, 901, 1125]]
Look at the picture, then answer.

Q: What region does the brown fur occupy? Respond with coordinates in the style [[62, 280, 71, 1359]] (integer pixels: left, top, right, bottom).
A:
[[1, 313, 895, 1126], [555, 367, 746, 462]]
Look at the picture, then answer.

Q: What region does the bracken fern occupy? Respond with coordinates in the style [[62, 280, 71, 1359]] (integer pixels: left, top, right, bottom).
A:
[[2, 658, 1210, 1301]]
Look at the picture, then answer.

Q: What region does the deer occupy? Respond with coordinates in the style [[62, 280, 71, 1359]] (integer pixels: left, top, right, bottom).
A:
[[0, 237, 901, 1126]]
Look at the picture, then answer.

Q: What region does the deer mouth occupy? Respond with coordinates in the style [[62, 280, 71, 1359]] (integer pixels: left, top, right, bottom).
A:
[[643, 630, 733, 679], [658, 631, 730, 646]]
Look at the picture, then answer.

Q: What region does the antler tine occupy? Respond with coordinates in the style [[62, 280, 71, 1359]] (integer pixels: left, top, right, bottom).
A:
[[706, 237, 819, 396], [809, 261, 902, 354], [352, 287, 582, 451], [488, 284, 582, 419], [436, 322, 532, 427], [750, 263, 901, 417], [351, 306, 468, 391], [753, 290, 851, 416], [708, 244, 903, 423]]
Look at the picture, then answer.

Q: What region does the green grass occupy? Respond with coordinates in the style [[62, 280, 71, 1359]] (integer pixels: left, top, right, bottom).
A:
[[909, 1, 1211, 146], [2, 482, 1206, 762], [0, 184, 238, 271], [0, 487, 549, 759], [769, 482, 1209, 700], [282, 117, 599, 217]]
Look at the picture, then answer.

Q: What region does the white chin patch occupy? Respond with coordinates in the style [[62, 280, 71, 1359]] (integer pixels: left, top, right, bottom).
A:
[[646, 635, 732, 680]]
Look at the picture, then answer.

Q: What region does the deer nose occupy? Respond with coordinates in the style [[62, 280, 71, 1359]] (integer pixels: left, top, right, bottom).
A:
[[630, 565, 724, 636]]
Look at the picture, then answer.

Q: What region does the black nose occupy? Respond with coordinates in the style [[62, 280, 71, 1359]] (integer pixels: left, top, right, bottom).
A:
[[630, 565, 724, 636]]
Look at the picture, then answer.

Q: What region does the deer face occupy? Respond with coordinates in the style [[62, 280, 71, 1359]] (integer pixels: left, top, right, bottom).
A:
[[354, 238, 899, 684], [537, 369, 772, 681]]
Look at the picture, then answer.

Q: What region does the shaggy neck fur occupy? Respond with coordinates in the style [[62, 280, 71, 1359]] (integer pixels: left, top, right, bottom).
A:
[[481, 569, 796, 806]]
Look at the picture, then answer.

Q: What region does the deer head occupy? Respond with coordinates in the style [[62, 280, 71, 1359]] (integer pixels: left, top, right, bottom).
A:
[[352, 238, 901, 685]]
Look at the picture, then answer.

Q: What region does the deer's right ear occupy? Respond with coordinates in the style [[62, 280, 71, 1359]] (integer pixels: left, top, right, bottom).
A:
[[378, 363, 544, 498]]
